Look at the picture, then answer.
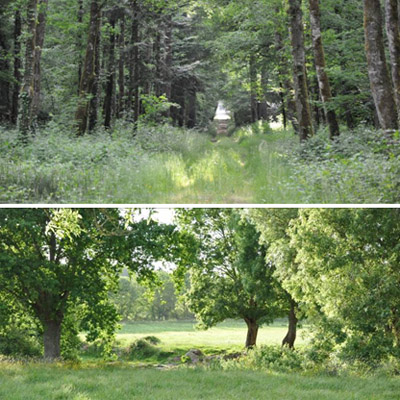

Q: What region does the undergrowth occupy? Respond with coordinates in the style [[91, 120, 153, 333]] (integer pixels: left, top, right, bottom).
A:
[[0, 121, 398, 203]]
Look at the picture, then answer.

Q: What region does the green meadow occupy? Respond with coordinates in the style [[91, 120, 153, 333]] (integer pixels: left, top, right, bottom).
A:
[[115, 320, 307, 352], [1, 321, 400, 400], [1, 364, 399, 400]]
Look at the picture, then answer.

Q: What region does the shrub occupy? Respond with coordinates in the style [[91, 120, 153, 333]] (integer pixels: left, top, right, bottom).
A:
[[123, 337, 161, 360]]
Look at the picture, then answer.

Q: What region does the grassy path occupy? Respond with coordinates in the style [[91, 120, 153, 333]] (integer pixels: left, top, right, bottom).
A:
[[0, 126, 300, 203]]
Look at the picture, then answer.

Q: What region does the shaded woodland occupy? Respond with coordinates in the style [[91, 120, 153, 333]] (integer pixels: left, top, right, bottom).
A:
[[1, 0, 400, 138]]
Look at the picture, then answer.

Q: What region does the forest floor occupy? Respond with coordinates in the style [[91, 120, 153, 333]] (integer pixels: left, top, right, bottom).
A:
[[0, 122, 399, 203], [1, 320, 400, 399]]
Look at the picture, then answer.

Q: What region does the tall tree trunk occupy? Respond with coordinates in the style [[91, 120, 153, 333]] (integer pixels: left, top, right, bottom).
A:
[[127, 0, 140, 123], [77, 0, 84, 93], [250, 55, 258, 123], [117, 15, 125, 117], [75, 0, 101, 135], [43, 318, 62, 360], [275, 26, 298, 133], [309, 0, 340, 139], [32, 0, 49, 118], [186, 83, 196, 128], [282, 299, 298, 349], [103, 11, 116, 129], [0, 11, 10, 122], [279, 83, 287, 128], [363, 0, 398, 130], [244, 318, 259, 348], [88, 13, 101, 133], [164, 14, 173, 118], [259, 64, 268, 120], [19, 0, 38, 136], [385, 0, 400, 118], [288, 0, 314, 140], [11, 10, 22, 125]]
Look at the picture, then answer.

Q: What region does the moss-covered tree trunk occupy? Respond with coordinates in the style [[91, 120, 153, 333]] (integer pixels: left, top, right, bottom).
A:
[[75, 0, 101, 135], [19, 0, 38, 136], [11, 10, 21, 125], [385, 0, 400, 118], [363, 0, 398, 130], [309, 0, 340, 139], [288, 0, 314, 141]]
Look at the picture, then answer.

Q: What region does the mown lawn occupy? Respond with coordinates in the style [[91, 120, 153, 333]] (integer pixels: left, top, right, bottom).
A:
[[1, 363, 399, 400], [115, 320, 308, 352]]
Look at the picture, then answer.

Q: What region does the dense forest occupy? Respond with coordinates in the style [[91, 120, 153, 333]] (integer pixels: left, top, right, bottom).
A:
[[1, 0, 400, 134], [1, 0, 400, 202], [1, 208, 400, 373]]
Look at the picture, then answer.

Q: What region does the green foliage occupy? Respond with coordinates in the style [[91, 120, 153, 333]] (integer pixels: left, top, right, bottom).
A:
[[284, 126, 400, 203], [138, 95, 179, 126], [109, 273, 193, 322], [176, 209, 287, 344], [123, 337, 162, 360], [0, 208, 177, 359]]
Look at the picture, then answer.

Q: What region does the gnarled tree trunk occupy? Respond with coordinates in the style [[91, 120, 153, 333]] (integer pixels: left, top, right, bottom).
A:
[[309, 0, 340, 139], [244, 317, 259, 348], [363, 0, 398, 130], [288, 0, 314, 140]]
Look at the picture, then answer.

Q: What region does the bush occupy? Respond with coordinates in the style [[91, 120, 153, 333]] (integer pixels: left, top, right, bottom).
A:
[[123, 337, 162, 360], [284, 126, 400, 203], [0, 325, 42, 358]]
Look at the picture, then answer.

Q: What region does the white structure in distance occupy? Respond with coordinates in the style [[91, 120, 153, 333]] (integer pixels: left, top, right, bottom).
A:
[[214, 101, 231, 121]]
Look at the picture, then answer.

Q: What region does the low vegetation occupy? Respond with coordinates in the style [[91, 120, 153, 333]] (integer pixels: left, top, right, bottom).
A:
[[1, 321, 400, 400], [1, 123, 399, 203]]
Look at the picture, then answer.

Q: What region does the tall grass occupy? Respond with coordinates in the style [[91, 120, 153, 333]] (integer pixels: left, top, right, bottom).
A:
[[1, 363, 399, 399], [1, 122, 398, 203]]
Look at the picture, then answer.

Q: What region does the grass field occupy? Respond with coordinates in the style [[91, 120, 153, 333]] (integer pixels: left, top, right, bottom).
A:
[[2, 320, 400, 399], [115, 320, 308, 352], [1, 363, 400, 400]]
